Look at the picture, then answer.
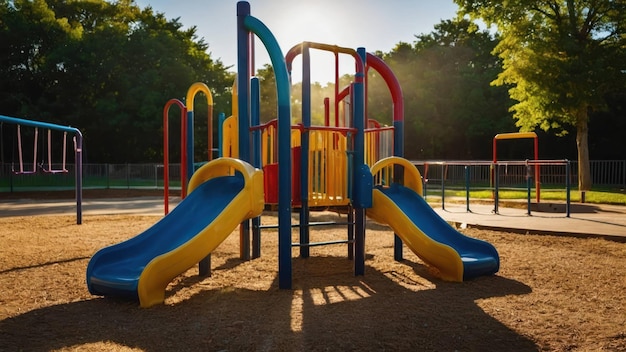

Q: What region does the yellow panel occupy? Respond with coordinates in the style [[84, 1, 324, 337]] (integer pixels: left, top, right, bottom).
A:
[[222, 116, 238, 158]]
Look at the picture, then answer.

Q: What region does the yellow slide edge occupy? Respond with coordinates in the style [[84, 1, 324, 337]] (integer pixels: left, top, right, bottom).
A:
[[138, 158, 264, 307], [367, 161, 464, 282]]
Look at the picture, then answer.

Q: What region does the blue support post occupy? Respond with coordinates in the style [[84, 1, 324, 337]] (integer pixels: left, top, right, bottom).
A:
[[347, 207, 354, 260], [393, 227, 404, 261], [237, 3, 251, 165], [353, 48, 367, 276], [218, 112, 225, 157], [237, 2, 252, 262], [250, 80, 260, 160], [242, 4, 292, 289], [393, 108, 405, 261], [251, 77, 262, 258], [299, 43, 311, 258]]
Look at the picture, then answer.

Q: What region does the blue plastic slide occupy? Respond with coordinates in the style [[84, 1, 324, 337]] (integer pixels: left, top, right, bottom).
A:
[[368, 184, 500, 281], [87, 158, 264, 307]]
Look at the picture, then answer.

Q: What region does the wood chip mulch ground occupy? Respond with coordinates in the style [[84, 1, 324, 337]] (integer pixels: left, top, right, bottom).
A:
[[1, 191, 625, 351]]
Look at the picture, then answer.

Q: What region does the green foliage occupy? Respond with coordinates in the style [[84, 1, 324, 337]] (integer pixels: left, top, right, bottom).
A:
[[373, 19, 514, 159], [255, 19, 515, 160], [255, 64, 279, 123], [257, 63, 348, 126], [0, 0, 234, 163], [455, 0, 626, 189]]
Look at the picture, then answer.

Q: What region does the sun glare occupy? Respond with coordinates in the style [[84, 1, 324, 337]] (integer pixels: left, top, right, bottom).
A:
[[256, 2, 359, 84]]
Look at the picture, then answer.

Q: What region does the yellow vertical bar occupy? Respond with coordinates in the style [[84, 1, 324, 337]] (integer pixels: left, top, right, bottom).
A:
[[327, 131, 332, 199], [311, 131, 318, 199], [342, 132, 346, 200], [321, 131, 326, 199], [309, 131, 315, 201]]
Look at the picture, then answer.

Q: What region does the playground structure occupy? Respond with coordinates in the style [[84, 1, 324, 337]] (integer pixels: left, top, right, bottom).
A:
[[0, 114, 83, 224], [492, 132, 540, 204], [87, 1, 499, 307], [162, 82, 214, 214]]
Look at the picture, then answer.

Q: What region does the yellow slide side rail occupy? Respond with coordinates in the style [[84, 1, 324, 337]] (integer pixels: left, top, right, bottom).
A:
[[187, 157, 264, 214], [371, 157, 423, 196]]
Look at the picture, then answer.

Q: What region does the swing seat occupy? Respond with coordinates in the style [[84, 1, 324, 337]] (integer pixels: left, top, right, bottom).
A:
[[12, 169, 37, 175], [40, 164, 69, 174], [12, 125, 39, 175], [40, 130, 69, 174]]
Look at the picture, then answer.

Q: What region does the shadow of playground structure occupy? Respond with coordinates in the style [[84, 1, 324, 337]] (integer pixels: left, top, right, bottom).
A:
[[1, 256, 536, 351]]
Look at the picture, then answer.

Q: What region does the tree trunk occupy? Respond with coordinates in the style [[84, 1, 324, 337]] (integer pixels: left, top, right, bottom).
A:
[[576, 109, 592, 192]]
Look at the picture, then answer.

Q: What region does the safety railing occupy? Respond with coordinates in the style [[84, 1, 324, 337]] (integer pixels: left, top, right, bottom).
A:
[[251, 118, 395, 206], [364, 126, 394, 167], [412, 160, 572, 217], [252, 120, 357, 206], [305, 126, 353, 206]]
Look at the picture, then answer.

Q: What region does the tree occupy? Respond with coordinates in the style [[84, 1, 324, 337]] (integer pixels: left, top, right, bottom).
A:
[[455, 0, 626, 191], [256, 63, 334, 126], [255, 64, 279, 123], [0, 0, 233, 163], [375, 19, 514, 159]]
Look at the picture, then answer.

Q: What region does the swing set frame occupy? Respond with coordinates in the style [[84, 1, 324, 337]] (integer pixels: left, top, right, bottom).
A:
[[1, 115, 84, 224], [12, 126, 69, 174]]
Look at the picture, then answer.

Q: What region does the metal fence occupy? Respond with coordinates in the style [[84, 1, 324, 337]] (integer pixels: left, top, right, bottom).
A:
[[1, 160, 624, 192], [411, 160, 626, 190], [0, 163, 182, 191]]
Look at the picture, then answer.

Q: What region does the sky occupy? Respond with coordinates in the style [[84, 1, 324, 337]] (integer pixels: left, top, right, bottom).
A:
[[134, 0, 459, 84]]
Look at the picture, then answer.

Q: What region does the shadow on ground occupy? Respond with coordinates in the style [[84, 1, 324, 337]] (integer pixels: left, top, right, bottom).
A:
[[1, 257, 535, 351]]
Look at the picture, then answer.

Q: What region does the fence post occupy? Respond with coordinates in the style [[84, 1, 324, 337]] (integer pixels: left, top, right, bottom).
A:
[[441, 163, 445, 210], [526, 161, 531, 216], [566, 160, 571, 217], [494, 163, 499, 214], [465, 165, 470, 212]]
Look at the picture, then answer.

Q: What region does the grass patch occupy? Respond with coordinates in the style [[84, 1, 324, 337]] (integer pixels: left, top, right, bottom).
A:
[[432, 187, 626, 206]]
